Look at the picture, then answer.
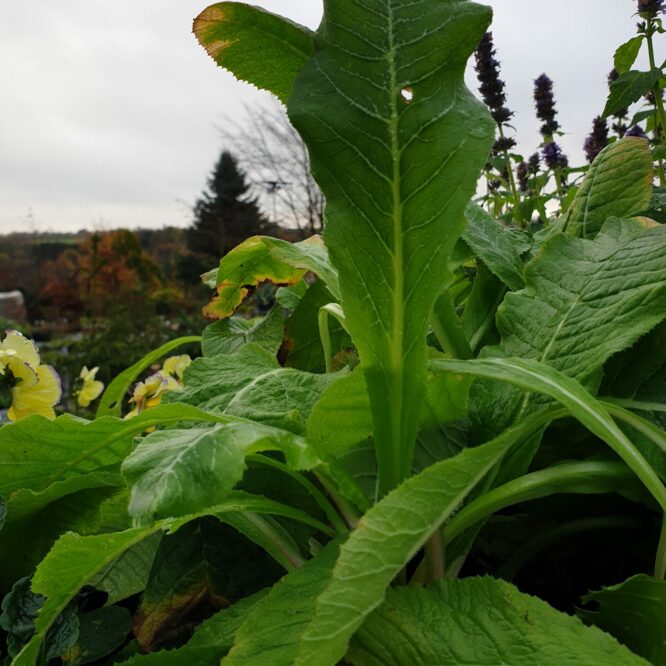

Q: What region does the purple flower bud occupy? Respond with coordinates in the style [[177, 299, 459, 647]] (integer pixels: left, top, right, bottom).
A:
[[494, 136, 516, 153], [534, 74, 560, 138], [528, 152, 541, 175], [542, 142, 569, 171], [516, 161, 529, 192], [638, 0, 664, 17], [583, 116, 609, 163], [626, 125, 648, 138], [475, 32, 514, 125]]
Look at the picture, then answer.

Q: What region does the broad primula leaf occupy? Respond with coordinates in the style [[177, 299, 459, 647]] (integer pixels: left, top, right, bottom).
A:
[[194, 2, 315, 105], [563, 138, 653, 238], [288, 0, 495, 492], [347, 577, 647, 665], [169, 344, 337, 434], [201, 308, 284, 358], [134, 518, 281, 651], [0, 403, 230, 497], [203, 235, 339, 319], [122, 423, 320, 525]]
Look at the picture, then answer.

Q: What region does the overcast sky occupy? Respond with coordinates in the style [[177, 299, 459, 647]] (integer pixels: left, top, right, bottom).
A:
[[0, 1, 661, 233]]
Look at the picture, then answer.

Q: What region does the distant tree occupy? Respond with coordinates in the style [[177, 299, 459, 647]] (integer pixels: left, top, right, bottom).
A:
[[187, 151, 267, 268], [219, 101, 324, 238]]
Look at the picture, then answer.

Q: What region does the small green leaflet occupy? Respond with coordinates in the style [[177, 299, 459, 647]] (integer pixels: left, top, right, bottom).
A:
[[603, 68, 663, 118], [613, 36, 644, 75]]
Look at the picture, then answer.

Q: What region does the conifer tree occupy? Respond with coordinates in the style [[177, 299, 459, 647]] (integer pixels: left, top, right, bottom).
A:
[[187, 151, 266, 263]]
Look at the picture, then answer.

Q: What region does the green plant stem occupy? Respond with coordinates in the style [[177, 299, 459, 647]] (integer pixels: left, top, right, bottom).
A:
[[431, 291, 473, 359], [247, 455, 348, 535], [443, 461, 634, 545], [647, 20, 666, 186], [496, 516, 643, 582], [656, 515, 666, 581], [315, 472, 361, 529], [240, 513, 306, 570], [498, 125, 523, 226], [424, 528, 446, 583]]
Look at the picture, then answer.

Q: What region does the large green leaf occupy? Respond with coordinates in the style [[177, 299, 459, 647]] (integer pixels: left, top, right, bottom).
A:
[[201, 307, 284, 358], [288, 0, 495, 493], [170, 344, 338, 434], [222, 543, 340, 665], [12, 497, 326, 665], [193, 2, 315, 105], [347, 577, 647, 665], [203, 236, 340, 319], [294, 415, 555, 666], [512, 220, 666, 384], [122, 424, 320, 525], [562, 138, 653, 238], [0, 403, 230, 497], [89, 533, 162, 605], [463, 202, 527, 291], [134, 518, 281, 651], [0, 477, 119, 592], [579, 575, 666, 666]]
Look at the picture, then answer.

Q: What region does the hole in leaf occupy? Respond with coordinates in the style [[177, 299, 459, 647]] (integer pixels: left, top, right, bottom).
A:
[[400, 87, 414, 103]]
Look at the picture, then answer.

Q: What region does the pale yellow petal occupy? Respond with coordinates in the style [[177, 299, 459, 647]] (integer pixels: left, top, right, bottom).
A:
[[77, 379, 105, 408], [2, 331, 40, 369], [9, 364, 61, 421]]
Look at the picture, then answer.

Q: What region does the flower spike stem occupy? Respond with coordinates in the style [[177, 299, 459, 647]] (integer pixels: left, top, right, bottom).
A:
[[646, 18, 666, 185]]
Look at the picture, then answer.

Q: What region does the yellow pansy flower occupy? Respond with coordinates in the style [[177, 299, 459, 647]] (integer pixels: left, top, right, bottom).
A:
[[76, 366, 105, 408], [162, 355, 192, 382], [0, 331, 61, 421], [126, 371, 181, 419]]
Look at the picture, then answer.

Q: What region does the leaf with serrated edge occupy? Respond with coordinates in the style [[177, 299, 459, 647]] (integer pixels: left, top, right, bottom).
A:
[[604, 69, 662, 118], [122, 424, 320, 525], [563, 138, 653, 238], [579, 575, 666, 666], [294, 422, 548, 665], [193, 2, 315, 104], [203, 236, 339, 319], [288, 0, 495, 494], [0, 403, 233, 498], [347, 578, 647, 665]]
